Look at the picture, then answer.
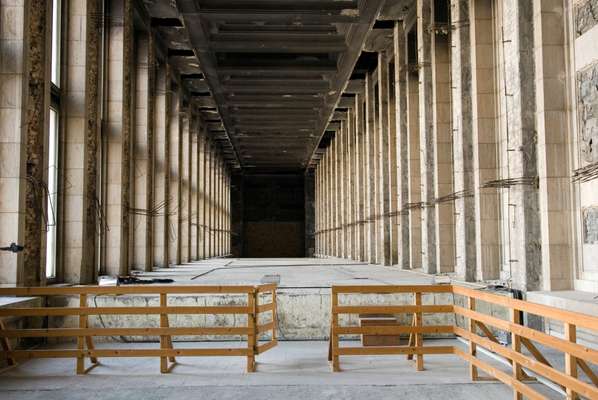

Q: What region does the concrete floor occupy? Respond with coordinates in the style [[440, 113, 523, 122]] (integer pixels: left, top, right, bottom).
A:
[[0, 340, 525, 400], [131, 257, 440, 287]]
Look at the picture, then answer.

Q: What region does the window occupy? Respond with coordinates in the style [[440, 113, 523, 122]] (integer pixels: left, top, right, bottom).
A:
[[46, 0, 62, 279], [46, 108, 59, 279], [51, 0, 61, 86]]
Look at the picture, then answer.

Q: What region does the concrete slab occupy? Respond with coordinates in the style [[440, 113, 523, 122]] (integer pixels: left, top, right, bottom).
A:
[[129, 257, 438, 287], [0, 340, 518, 400]]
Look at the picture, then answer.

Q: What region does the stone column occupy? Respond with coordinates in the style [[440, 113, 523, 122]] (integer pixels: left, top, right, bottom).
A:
[[230, 171, 243, 257], [12, 0, 50, 286], [394, 21, 411, 270], [198, 128, 205, 259], [337, 120, 345, 258], [377, 52, 392, 266], [132, 32, 151, 271], [190, 114, 198, 260], [349, 103, 358, 260], [355, 89, 367, 262], [0, 0, 27, 285], [450, 0, 476, 281], [305, 169, 316, 257], [471, 0, 499, 281], [167, 84, 180, 266], [203, 139, 210, 258], [62, 0, 102, 284], [153, 63, 167, 268], [388, 58, 399, 266], [365, 72, 377, 263], [180, 110, 190, 263], [418, 0, 438, 274], [407, 32, 422, 271], [533, 0, 573, 291], [500, 0, 541, 291], [104, 0, 133, 276]]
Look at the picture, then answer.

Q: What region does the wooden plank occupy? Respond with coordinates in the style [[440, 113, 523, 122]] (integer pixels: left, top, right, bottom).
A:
[[256, 339, 277, 355], [331, 292, 340, 371], [520, 337, 552, 368], [0, 327, 252, 338], [577, 359, 598, 387], [257, 303, 275, 313], [0, 319, 16, 366], [454, 348, 547, 400], [6, 348, 250, 359], [565, 323, 578, 400], [247, 291, 256, 373], [337, 346, 453, 356], [257, 321, 275, 334], [76, 294, 86, 374], [455, 327, 598, 399], [159, 293, 169, 373], [468, 297, 478, 380], [414, 292, 424, 371], [332, 284, 452, 294], [407, 314, 416, 361], [0, 285, 256, 296], [272, 287, 278, 342], [333, 325, 453, 335], [453, 306, 598, 364], [256, 283, 277, 293], [333, 304, 453, 314], [0, 306, 252, 317], [510, 308, 523, 400], [453, 285, 598, 332]]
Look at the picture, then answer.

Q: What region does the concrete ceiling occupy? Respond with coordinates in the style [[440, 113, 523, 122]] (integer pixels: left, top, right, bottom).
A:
[[141, 0, 386, 173]]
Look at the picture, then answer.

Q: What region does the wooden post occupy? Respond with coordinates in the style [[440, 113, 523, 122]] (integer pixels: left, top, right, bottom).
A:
[[331, 290, 340, 371], [0, 319, 15, 366], [407, 314, 415, 361], [247, 290, 256, 373], [159, 293, 169, 373], [414, 292, 424, 371], [468, 297, 478, 380], [510, 308, 523, 400], [272, 288, 278, 342], [565, 322, 578, 400], [76, 294, 87, 374]]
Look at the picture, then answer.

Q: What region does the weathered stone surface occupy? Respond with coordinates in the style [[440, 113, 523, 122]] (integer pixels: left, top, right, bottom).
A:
[[81, 0, 102, 284], [584, 207, 598, 244], [23, 0, 49, 286], [578, 61, 598, 164], [575, 0, 598, 37]]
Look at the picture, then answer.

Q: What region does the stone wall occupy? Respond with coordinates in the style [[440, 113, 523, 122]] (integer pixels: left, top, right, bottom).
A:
[[575, 0, 598, 37]]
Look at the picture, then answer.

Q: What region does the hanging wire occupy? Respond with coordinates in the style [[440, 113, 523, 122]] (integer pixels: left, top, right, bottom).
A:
[[480, 176, 539, 189], [93, 194, 110, 235], [434, 190, 474, 204], [572, 161, 598, 183], [25, 175, 54, 231]]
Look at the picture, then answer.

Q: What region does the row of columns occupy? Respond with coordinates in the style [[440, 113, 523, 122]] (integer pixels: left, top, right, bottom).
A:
[[315, 0, 574, 291], [95, 0, 233, 278], [0, 0, 232, 285]]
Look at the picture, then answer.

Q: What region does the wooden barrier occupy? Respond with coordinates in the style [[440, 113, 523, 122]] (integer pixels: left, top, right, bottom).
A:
[[0, 284, 277, 374], [330, 284, 598, 400], [329, 285, 454, 372], [452, 285, 598, 400]]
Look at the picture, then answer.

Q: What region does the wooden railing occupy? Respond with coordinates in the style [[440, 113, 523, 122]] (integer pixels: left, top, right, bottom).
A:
[[0, 284, 277, 374], [329, 285, 454, 372], [452, 285, 598, 400], [330, 285, 598, 400]]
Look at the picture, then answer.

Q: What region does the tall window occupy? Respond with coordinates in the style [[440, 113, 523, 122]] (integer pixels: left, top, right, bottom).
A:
[[51, 0, 61, 86], [46, 0, 62, 279], [46, 108, 59, 279]]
